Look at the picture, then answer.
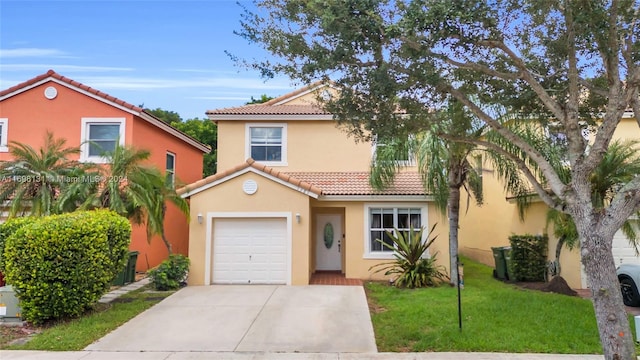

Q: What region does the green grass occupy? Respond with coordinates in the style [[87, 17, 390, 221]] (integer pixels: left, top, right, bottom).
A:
[[366, 257, 609, 354], [5, 285, 176, 351]]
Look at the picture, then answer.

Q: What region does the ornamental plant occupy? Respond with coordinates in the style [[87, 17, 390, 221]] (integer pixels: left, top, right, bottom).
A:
[[369, 224, 449, 288], [148, 254, 190, 290], [3, 210, 131, 324]]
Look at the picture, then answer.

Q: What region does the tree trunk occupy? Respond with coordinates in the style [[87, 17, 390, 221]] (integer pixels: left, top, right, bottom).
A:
[[160, 204, 172, 255], [581, 229, 636, 359], [448, 184, 461, 286]]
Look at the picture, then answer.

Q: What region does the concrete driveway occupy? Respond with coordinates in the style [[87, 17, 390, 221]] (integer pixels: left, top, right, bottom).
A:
[[85, 285, 377, 353]]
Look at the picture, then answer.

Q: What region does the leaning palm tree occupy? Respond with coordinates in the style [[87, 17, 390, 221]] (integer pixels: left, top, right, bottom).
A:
[[546, 140, 640, 276], [89, 143, 189, 254], [0, 132, 94, 217], [371, 101, 498, 285]]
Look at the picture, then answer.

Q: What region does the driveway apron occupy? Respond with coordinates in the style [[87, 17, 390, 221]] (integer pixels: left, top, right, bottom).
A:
[[85, 285, 377, 353]]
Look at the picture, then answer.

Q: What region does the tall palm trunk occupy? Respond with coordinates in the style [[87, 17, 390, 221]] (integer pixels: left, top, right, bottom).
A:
[[448, 184, 461, 285], [448, 166, 464, 286]]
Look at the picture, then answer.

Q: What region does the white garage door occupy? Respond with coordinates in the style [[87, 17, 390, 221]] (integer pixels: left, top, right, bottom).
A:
[[212, 218, 287, 284], [612, 220, 640, 267]]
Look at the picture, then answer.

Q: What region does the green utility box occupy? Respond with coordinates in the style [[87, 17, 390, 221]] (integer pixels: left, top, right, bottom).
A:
[[113, 251, 139, 286], [491, 246, 511, 280], [0, 285, 21, 323]]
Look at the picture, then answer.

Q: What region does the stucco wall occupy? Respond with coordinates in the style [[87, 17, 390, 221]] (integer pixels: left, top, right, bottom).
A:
[[311, 200, 450, 282], [216, 120, 375, 172], [187, 172, 312, 285]]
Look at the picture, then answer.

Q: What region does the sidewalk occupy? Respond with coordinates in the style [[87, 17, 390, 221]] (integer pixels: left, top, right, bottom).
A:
[[0, 351, 611, 359]]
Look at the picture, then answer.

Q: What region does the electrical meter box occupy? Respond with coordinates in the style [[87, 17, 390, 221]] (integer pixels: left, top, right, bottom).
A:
[[0, 285, 21, 322]]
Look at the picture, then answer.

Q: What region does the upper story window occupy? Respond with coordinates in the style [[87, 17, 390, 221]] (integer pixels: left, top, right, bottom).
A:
[[0, 118, 8, 152], [246, 123, 287, 166], [166, 152, 176, 187], [372, 134, 414, 166], [365, 205, 426, 258], [81, 118, 125, 163]]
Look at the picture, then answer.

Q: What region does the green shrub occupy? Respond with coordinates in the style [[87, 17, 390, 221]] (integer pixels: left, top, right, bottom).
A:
[[369, 224, 449, 288], [509, 234, 548, 281], [0, 217, 34, 273], [148, 254, 190, 290], [3, 210, 131, 324]]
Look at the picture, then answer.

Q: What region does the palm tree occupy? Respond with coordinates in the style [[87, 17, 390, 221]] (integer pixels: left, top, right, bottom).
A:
[[91, 143, 189, 254], [370, 101, 513, 284], [546, 140, 640, 276], [0, 132, 94, 217]]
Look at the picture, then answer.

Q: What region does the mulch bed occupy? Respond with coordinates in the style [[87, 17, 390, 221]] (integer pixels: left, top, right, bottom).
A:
[[511, 276, 578, 297]]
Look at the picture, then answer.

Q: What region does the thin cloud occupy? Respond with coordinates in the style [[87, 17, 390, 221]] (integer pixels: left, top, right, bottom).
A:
[[0, 64, 134, 72], [75, 75, 293, 91], [0, 48, 69, 58]]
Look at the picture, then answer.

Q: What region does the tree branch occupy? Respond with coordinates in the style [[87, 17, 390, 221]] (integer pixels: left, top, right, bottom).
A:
[[439, 133, 563, 211]]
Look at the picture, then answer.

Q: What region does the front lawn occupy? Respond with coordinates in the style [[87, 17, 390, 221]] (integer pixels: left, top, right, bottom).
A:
[[365, 257, 608, 354]]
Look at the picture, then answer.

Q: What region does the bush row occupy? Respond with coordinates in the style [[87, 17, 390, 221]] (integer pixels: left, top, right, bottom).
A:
[[509, 234, 548, 282], [2, 210, 131, 324]]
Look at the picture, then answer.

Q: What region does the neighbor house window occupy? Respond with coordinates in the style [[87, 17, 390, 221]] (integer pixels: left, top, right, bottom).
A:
[[0, 118, 8, 152], [166, 152, 175, 187], [81, 118, 125, 162], [365, 205, 425, 258], [245, 123, 287, 165]]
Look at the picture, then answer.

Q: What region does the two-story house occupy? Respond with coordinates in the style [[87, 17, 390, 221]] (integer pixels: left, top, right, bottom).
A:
[[179, 83, 449, 286], [0, 70, 211, 271]]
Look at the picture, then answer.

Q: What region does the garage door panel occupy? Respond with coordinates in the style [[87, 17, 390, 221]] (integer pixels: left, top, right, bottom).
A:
[[212, 218, 288, 285], [612, 220, 640, 266]]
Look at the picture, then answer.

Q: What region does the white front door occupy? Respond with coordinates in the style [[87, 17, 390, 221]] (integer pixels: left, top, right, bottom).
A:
[[316, 214, 342, 271]]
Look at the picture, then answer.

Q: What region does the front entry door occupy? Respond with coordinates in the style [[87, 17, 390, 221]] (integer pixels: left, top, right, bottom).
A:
[[316, 214, 342, 271]]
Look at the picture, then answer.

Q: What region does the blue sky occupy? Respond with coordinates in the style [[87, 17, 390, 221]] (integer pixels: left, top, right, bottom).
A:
[[0, 0, 296, 120]]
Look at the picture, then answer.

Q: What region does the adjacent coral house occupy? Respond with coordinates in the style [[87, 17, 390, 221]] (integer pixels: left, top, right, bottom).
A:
[[0, 70, 210, 271], [179, 83, 450, 285]]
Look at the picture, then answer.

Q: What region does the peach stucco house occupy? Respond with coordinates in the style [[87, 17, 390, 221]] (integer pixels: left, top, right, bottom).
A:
[[179, 83, 450, 285], [0, 70, 211, 271]]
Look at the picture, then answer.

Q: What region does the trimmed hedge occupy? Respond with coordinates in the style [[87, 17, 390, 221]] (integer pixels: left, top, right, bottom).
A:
[[509, 234, 548, 282], [3, 210, 131, 324], [0, 217, 34, 272]]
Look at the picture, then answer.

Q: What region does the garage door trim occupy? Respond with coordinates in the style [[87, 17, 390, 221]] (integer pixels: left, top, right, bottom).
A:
[[204, 212, 292, 285]]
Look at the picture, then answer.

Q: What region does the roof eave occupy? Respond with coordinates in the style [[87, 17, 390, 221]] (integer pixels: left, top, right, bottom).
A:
[[206, 114, 334, 121]]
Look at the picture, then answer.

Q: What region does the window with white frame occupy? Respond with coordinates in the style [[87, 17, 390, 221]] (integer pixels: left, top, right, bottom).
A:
[[0, 118, 8, 152], [373, 134, 414, 165], [366, 205, 424, 257], [166, 152, 175, 187], [81, 118, 125, 162], [246, 124, 287, 165]]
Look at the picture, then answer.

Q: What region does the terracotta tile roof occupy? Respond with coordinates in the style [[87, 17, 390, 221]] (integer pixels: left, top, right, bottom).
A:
[[178, 158, 323, 197], [0, 69, 143, 112], [284, 171, 426, 196], [206, 104, 329, 116], [178, 159, 426, 197]]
